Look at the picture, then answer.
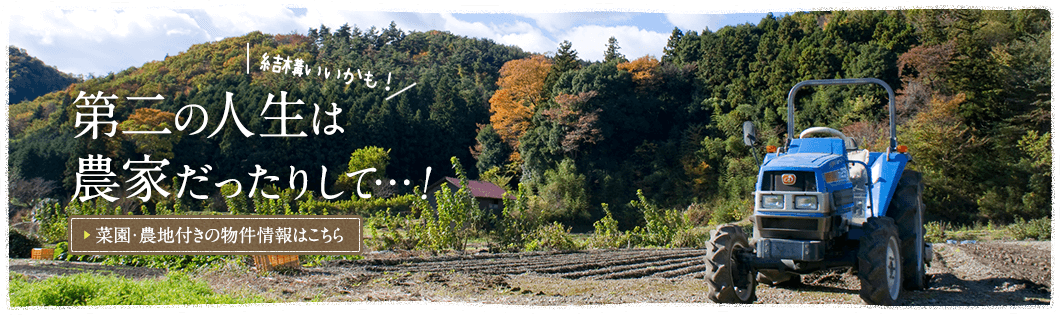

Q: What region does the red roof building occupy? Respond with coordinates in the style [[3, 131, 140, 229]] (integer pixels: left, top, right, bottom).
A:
[[425, 177, 513, 212]]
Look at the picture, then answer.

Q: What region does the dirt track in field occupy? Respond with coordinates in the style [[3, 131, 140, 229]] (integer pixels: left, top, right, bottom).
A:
[[8, 241, 1051, 305], [339, 248, 708, 280]]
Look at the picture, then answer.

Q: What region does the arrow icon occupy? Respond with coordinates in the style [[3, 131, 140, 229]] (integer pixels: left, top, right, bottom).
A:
[[84, 231, 90, 239]]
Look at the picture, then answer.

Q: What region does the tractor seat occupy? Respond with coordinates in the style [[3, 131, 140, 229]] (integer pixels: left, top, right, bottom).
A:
[[847, 149, 870, 185]]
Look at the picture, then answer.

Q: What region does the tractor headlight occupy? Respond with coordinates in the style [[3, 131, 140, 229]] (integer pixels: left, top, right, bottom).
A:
[[761, 194, 784, 209], [794, 195, 818, 210]]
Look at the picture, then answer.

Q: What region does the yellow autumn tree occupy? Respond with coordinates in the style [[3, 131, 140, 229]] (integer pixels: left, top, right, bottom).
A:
[[617, 55, 660, 89], [489, 55, 551, 161]]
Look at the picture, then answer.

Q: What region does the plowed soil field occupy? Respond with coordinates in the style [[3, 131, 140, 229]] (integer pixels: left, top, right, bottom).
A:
[[9, 241, 1051, 305]]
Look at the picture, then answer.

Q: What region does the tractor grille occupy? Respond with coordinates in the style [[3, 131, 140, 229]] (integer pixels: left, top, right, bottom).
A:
[[760, 217, 819, 231], [754, 215, 832, 240]]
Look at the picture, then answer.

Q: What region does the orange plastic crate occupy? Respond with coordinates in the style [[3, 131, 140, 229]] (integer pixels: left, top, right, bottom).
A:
[[252, 255, 300, 271], [31, 248, 54, 260]]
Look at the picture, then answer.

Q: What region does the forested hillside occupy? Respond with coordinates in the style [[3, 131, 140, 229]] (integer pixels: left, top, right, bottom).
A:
[[8, 46, 82, 105], [9, 23, 525, 207], [7, 46, 82, 137], [8, 10, 1050, 229], [479, 10, 1049, 226]]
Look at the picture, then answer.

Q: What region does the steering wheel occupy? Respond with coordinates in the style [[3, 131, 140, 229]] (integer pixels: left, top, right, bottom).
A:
[[800, 127, 857, 150]]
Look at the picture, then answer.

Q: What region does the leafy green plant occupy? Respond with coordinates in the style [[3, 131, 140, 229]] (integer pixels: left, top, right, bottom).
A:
[[9, 272, 264, 306], [363, 157, 482, 253], [586, 203, 630, 249], [491, 183, 542, 251], [365, 210, 425, 251], [301, 255, 364, 267], [708, 198, 751, 226], [925, 221, 948, 243], [422, 157, 481, 251], [628, 190, 693, 247], [98, 255, 237, 270]]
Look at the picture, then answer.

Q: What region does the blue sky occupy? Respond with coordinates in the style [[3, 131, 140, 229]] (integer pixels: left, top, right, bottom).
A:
[[5, 2, 788, 77]]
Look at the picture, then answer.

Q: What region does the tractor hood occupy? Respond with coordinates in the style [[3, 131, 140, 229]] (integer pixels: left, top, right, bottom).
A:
[[756, 138, 854, 194], [761, 138, 849, 172], [761, 153, 846, 172]]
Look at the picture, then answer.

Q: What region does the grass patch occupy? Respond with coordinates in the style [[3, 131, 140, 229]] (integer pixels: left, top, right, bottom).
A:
[[925, 219, 1051, 243], [9, 272, 266, 306]]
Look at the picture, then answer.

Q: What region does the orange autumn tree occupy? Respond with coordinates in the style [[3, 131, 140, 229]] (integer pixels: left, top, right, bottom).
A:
[[617, 55, 660, 90], [488, 55, 551, 162]]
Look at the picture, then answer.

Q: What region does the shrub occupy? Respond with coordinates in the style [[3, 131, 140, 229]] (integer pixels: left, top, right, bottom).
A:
[[586, 203, 630, 249], [220, 182, 250, 214], [628, 190, 693, 247], [1008, 216, 1051, 240], [364, 210, 425, 251], [925, 221, 948, 243], [363, 157, 481, 253], [9, 230, 43, 258], [524, 222, 580, 252], [534, 158, 591, 224], [685, 202, 712, 226], [492, 183, 541, 251], [424, 157, 480, 251], [670, 228, 709, 248], [708, 198, 751, 225]]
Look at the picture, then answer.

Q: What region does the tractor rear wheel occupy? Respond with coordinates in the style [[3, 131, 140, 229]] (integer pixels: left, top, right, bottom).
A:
[[888, 171, 928, 290], [858, 217, 902, 305], [706, 225, 757, 303]]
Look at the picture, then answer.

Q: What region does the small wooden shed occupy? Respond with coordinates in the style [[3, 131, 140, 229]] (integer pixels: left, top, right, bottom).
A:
[[425, 177, 512, 212]]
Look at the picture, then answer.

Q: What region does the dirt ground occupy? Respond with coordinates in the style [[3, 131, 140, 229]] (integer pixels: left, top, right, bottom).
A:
[[7, 241, 1051, 305]]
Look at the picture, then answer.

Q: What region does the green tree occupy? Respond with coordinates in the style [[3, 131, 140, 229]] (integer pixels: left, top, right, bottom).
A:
[[336, 146, 391, 197], [534, 158, 591, 224], [473, 124, 510, 175], [544, 40, 581, 98], [604, 37, 627, 63], [662, 28, 684, 64]]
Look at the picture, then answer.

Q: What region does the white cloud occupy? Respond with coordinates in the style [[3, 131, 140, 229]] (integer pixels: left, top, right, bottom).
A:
[[515, 12, 636, 33], [10, 9, 213, 75], [498, 29, 555, 54], [665, 13, 725, 33], [438, 13, 497, 39], [558, 25, 669, 62]]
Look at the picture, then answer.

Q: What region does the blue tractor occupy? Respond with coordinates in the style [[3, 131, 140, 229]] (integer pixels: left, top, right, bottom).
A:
[[705, 78, 930, 305]]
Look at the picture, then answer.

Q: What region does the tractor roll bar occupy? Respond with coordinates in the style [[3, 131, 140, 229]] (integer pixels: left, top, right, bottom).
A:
[[786, 78, 897, 151]]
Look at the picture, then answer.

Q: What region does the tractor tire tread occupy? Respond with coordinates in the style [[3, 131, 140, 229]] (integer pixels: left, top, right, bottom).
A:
[[706, 225, 756, 304], [888, 171, 928, 290], [858, 217, 902, 306]]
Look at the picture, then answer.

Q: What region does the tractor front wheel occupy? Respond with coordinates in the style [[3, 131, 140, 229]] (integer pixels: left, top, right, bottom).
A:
[[706, 225, 757, 304], [858, 217, 903, 305], [888, 170, 928, 290]]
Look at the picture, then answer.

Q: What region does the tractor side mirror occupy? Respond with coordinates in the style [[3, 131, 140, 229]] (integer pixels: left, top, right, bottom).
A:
[[743, 121, 758, 146]]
